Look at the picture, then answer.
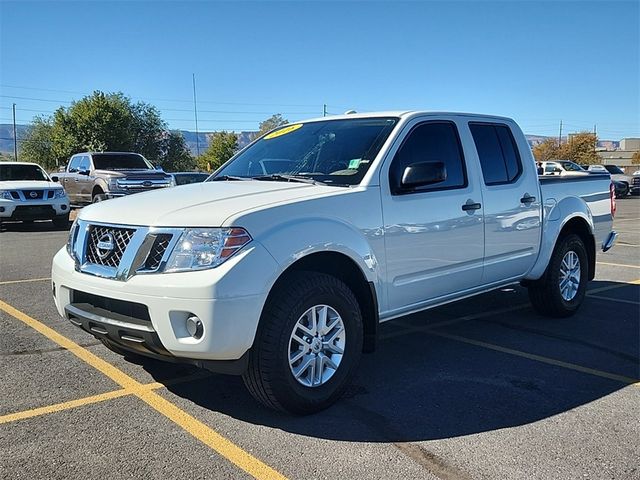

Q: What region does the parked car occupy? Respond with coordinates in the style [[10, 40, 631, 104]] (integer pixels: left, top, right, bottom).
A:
[[612, 180, 630, 198], [540, 160, 588, 176], [632, 170, 640, 195], [51, 152, 173, 205], [601, 165, 633, 196], [170, 172, 210, 186], [52, 111, 617, 414], [0, 161, 70, 227]]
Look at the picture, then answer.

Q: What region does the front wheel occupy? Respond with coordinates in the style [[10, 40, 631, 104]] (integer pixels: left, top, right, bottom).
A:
[[528, 234, 588, 318], [92, 193, 107, 203], [242, 272, 363, 414]]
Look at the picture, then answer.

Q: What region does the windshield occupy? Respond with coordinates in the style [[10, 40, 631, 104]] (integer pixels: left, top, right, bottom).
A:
[[174, 173, 210, 185], [212, 117, 398, 186], [604, 165, 625, 175], [92, 153, 152, 170], [0, 164, 49, 181], [560, 161, 584, 172]]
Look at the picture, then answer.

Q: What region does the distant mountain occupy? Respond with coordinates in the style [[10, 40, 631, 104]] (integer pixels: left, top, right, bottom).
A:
[[0, 124, 622, 157]]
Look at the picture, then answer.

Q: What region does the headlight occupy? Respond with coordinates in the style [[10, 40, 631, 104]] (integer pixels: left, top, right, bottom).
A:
[[66, 219, 79, 259], [165, 228, 251, 272], [0, 190, 13, 200], [53, 188, 67, 199]]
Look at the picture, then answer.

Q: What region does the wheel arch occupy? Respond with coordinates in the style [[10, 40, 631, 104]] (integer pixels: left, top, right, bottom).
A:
[[262, 251, 379, 353]]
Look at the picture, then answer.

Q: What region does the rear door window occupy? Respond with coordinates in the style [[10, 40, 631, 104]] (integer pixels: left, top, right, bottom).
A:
[[469, 123, 523, 185]]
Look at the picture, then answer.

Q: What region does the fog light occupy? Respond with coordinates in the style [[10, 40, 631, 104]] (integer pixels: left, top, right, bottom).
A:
[[0, 207, 5, 212], [186, 315, 204, 339]]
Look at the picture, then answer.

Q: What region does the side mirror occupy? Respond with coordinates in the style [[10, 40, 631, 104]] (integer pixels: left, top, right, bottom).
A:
[[399, 161, 446, 191], [51, 175, 59, 182], [78, 169, 90, 176]]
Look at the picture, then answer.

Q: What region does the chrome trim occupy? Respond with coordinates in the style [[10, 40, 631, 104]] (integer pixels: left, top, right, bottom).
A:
[[72, 219, 182, 281], [602, 231, 618, 252], [65, 304, 154, 333]]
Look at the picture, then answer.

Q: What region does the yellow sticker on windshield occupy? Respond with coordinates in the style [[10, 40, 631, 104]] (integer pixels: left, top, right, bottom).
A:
[[264, 123, 303, 139]]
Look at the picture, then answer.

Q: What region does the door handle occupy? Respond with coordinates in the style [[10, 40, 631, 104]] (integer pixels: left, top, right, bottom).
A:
[[74, 178, 79, 182], [520, 194, 536, 204], [462, 202, 482, 211]]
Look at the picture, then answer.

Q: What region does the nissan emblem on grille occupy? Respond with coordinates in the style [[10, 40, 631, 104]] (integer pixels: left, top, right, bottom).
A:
[[29, 191, 38, 198], [96, 233, 115, 259]]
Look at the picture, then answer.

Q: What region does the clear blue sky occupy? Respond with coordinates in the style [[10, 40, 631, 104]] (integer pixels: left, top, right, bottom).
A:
[[1, 0, 638, 139]]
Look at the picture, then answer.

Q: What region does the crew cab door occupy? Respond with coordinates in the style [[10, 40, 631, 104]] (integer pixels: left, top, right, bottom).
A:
[[76, 155, 93, 203], [467, 121, 541, 284], [64, 156, 82, 202], [380, 119, 485, 313]]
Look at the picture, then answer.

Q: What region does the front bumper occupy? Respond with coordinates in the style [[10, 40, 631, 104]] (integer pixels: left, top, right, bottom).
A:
[[51, 241, 279, 364], [0, 199, 70, 220]]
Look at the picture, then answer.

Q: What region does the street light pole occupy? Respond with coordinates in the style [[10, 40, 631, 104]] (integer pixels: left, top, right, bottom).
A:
[[12, 103, 18, 161]]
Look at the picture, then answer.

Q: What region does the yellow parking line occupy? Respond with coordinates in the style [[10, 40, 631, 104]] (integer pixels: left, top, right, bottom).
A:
[[428, 330, 640, 385], [597, 261, 640, 269], [0, 372, 211, 425], [0, 277, 51, 286], [588, 278, 640, 294], [0, 389, 131, 424], [0, 299, 287, 480], [588, 295, 640, 306]]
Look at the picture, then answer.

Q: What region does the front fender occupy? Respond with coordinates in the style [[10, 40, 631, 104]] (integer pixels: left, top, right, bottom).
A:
[[525, 196, 594, 280], [258, 216, 383, 292]]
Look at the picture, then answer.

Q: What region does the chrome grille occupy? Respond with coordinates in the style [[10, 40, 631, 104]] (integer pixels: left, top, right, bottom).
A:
[[85, 225, 136, 268], [143, 234, 173, 270]]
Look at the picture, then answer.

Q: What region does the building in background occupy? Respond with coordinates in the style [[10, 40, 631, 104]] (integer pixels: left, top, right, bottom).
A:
[[597, 137, 640, 172]]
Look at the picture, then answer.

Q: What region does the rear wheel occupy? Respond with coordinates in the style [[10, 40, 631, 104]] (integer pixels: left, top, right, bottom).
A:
[[242, 271, 363, 414], [528, 234, 588, 317]]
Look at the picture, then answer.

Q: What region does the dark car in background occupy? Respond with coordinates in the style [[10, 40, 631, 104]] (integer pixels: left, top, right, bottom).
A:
[[169, 172, 210, 186]]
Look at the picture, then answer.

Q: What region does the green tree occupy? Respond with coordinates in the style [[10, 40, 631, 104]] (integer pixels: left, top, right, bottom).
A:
[[632, 151, 640, 166], [559, 132, 599, 165], [257, 114, 288, 137], [19, 91, 188, 171], [198, 131, 238, 172], [532, 138, 560, 162], [159, 131, 196, 171]]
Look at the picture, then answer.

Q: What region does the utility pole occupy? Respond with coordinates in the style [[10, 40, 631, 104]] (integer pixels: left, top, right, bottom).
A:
[[323, 104, 327, 117], [192, 74, 200, 156], [558, 120, 563, 147]]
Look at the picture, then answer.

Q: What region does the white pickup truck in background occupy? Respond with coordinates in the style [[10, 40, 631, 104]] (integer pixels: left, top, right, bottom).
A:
[[52, 111, 617, 414], [0, 162, 70, 227]]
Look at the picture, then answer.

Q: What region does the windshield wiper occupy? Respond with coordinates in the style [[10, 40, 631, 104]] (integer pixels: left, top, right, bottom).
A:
[[251, 174, 325, 185], [208, 175, 250, 181]]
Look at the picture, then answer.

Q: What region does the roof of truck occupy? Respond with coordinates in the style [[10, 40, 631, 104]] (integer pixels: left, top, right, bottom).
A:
[[299, 110, 515, 124]]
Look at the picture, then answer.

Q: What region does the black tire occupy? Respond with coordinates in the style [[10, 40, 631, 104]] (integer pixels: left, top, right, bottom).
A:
[[92, 193, 107, 203], [52, 213, 70, 229], [242, 271, 363, 414], [528, 234, 589, 318]]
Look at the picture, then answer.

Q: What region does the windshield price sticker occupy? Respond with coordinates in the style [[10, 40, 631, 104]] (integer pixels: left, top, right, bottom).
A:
[[264, 124, 303, 140]]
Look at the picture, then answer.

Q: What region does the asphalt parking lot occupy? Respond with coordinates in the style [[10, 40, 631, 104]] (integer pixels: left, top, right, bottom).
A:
[[1, 198, 638, 480]]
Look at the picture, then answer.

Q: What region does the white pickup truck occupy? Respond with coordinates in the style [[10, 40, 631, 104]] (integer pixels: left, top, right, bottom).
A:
[[52, 112, 617, 414], [1, 162, 70, 227]]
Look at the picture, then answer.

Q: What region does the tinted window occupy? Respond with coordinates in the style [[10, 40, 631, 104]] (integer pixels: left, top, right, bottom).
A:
[[545, 164, 556, 173], [92, 153, 151, 170], [470, 123, 522, 185], [0, 164, 49, 181], [604, 165, 624, 175], [390, 122, 466, 193]]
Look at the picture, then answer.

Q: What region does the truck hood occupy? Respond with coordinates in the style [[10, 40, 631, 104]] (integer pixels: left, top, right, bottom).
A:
[[0, 180, 63, 190], [79, 180, 344, 227]]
